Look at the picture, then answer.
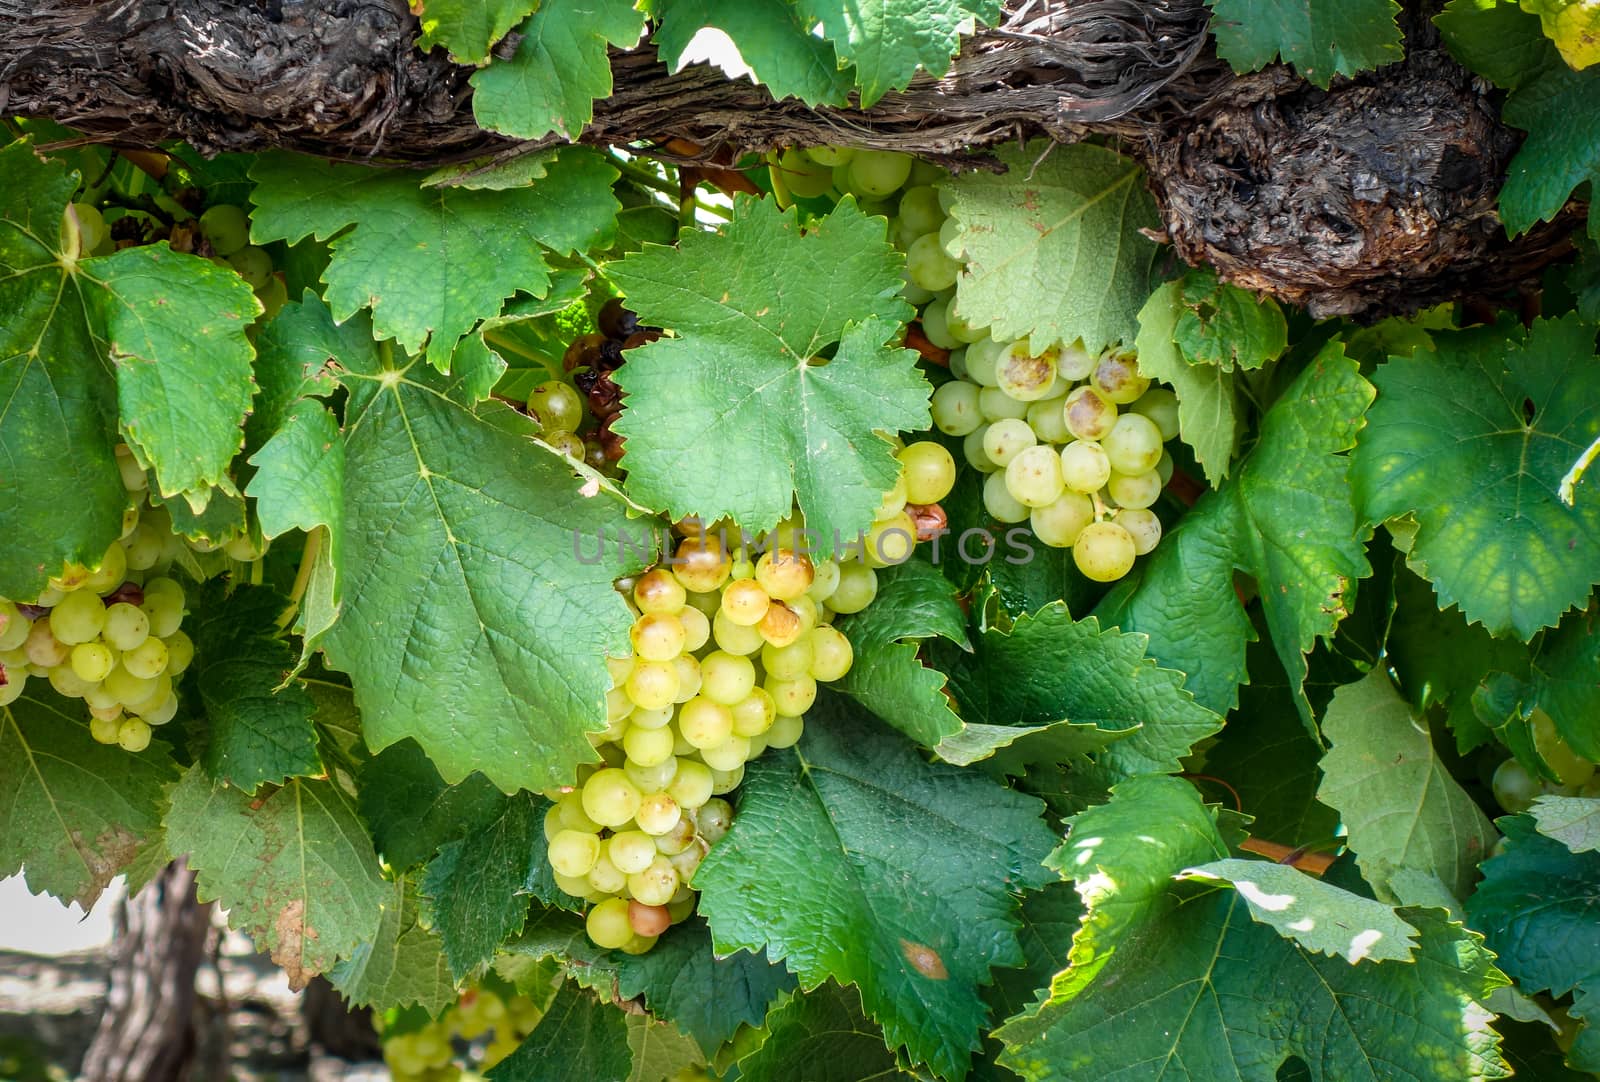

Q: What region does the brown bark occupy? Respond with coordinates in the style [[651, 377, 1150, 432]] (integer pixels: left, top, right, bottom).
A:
[[0, 0, 1580, 316], [79, 860, 219, 1082]]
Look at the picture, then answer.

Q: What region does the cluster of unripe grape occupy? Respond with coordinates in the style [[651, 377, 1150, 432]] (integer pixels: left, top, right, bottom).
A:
[[196, 203, 288, 320], [529, 299, 659, 469], [0, 446, 202, 751], [545, 524, 865, 952], [1490, 709, 1599, 814], [381, 984, 546, 1081]]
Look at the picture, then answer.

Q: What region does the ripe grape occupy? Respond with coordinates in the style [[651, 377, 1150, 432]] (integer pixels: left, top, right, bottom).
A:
[[608, 830, 659, 874], [24, 622, 70, 668], [631, 612, 686, 662], [1106, 469, 1162, 510], [635, 792, 682, 836], [1072, 522, 1138, 582], [757, 600, 804, 647], [1026, 397, 1073, 443], [0, 604, 30, 652], [982, 418, 1036, 467], [672, 535, 732, 594], [629, 855, 680, 905], [766, 713, 805, 749], [807, 559, 841, 603], [1005, 445, 1066, 507], [671, 654, 701, 701], [1030, 492, 1095, 548], [775, 148, 834, 198], [49, 590, 106, 645], [1102, 413, 1165, 474], [806, 626, 854, 682], [122, 636, 169, 680], [1131, 387, 1181, 440], [528, 380, 585, 436], [586, 897, 635, 949], [983, 471, 1030, 523], [102, 602, 150, 651], [667, 760, 715, 810], [625, 659, 680, 709], [846, 150, 913, 197], [862, 511, 916, 567], [721, 579, 771, 626], [677, 604, 710, 652], [549, 830, 602, 877], [701, 734, 751, 771], [875, 472, 909, 520], [964, 338, 1004, 387], [1057, 339, 1096, 380], [1117, 508, 1164, 555], [1064, 386, 1117, 441], [1060, 439, 1112, 493], [761, 638, 814, 681], [978, 385, 1030, 421], [629, 901, 672, 938], [755, 549, 814, 601], [995, 340, 1059, 401], [633, 568, 686, 615], [117, 717, 152, 753], [712, 608, 764, 655], [1091, 351, 1149, 404], [623, 723, 676, 767], [931, 380, 982, 435], [898, 441, 957, 504], [766, 674, 817, 716], [907, 233, 960, 292], [678, 696, 734, 749], [582, 768, 643, 827], [700, 651, 757, 705], [70, 643, 114, 683], [731, 688, 778, 736]]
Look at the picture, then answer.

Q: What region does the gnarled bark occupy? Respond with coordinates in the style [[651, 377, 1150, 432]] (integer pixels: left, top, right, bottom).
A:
[[0, 0, 1579, 317]]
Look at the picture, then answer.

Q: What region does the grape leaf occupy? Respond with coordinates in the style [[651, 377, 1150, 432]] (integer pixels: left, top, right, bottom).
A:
[[1134, 282, 1243, 485], [1353, 316, 1600, 639], [626, 1014, 706, 1082], [1173, 268, 1289, 371], [946, 142, 1160, 356], [421, 791, 545, 980], [797, 0, 998, 106], [1499, 60, 1600, 235], [1435, 0, 1554, 88], [694, 691, 1057, 1080], [1530, 795, 1600, 853], [932, 605, 1223, 778], [1316, 670, 1498, 902], [1097, 342, 1374, 717], [415, 0, 538, 64], [1526, 601, 1600, 759], [1522, 0, 1600, 70], [652, 0, 855, 105], [329, 874, 457, 1016], [191, 582, 322, 793], [997, 776, 1511, 1082], [1177, 858, 1421, 963], [359, 740, 508, 870], [249, 149, 619, 370], [1206, 0, 1405, 87], [245, 290, 354, 455], [166, 764, 387, 990], [487, 981, 631, 1081], [469, 0, 647, 140], [314, 337, 647, 794], [0, 689, 176, 907], [1467, 815, 1600, 1069], [609, 196, 927, 552], [832, 558, 967, 748], [983, 882, 1082, 1023], [738, 984, 905, 1082]]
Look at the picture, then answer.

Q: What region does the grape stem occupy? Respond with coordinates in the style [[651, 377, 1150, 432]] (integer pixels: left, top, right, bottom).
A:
[[276, 525, 322, 631], [1559, 432, 1600, 505]]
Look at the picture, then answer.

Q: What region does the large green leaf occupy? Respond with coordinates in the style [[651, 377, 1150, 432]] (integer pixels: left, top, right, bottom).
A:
[[487, 982, 632, 1081], [1435, 0, 1554, 88], [1467, 814, 1600, 1071], [1097, 343, 1374, 717], [1526, 601, 1600, 759], [0, 690, 176, 907], [415, 0, 539, 63], [695, 691, 1057, 1080], [1172, 268, 1289, 372], [653, 0, 854, 105], [946, 143, 1160, 356], [329, 874, 457, 1016], [609, 196, 926, 552], [315, 339, 647, 794], [1531, 795, 1600, 854], [1134, 282, 1243, 485], [997, 777, 1511, 1081], [1206, 0, 1404, 87], [191, 583, 322, 793], [832, 557, 967, 748], [739, 984, 907, 1082], [249, 150, 619, 370], [1354, 316, 1600, 638], [797, 0, 998, 105], [469, 0, 647, 140], [166, 764, 387, 989], [1316, 671, 1498, 902], [933, 605, 1222, 777], [1500, 60, 1600, 236], [421, 792, 545, 980], [359, 740, 509, 870]]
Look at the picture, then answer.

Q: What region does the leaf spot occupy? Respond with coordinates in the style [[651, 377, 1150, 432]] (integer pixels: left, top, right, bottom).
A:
[[900, 938, 948, 979]]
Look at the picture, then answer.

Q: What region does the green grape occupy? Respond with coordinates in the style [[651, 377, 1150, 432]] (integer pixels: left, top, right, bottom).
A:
[[1116, 508, 1164, 555], [101, 602, 150, 652], [163, 630, 195, 676], [1031, 492, 1095, 548], [0, 671, 25, 707], [581, 767, 643, 827], [89, 712, 121, 744], [622, 724, 675, 767], [807, 559, 841, 603], [806, 626, 853, 682], [930, 380, 982, 436], [23, 621, 69, 668], [667, 760, 715, 813], [587, 853, 628, 894], [1491, 759, 1540, 814], [125, 673, 172, 717], [699, 651, 756, 706], [917, 295, 959, 350], [0, 603, 30, 651], [875, 472, 909, 521], [629, 703, 674, 731], [804, 145, 854, 167], [981, 471, 1027, 523], [48, 662, 95, 698], [897, 186, 945, 235], [122, 522, 164, 570], [625, 659, 680, 710], [630, 613, 686, 662], [907, 233, 960, 292], [1532, 709, 1595, 787], [897, 441, 957, 504], [982, 418, 1036, 467], [629, 855, 681, 906], [199, 204, 250, 257], [978, 385, 1030, 422], [937, 216, 962, 258], [1091, 350, 1150, 404], [1026, 396, 1073, 444], [761, 638, 814, 681], [755, 550, 815, 602], [586, 897, 635, 949], [256, 274, 289, 320], [1131, 386, 1181, 440], [117, 717, 152, 752], [995, 340, 1059, 402], [1064, 386, 1117, 441], [720, 579, 771, 626], [83, 542, 127, 593], [1060, 440, 1112, 494], [945, 306, 986, 345], [712, 608, 764, 655], [775, 148, 834, 198], [548, 830, 602, 876], [50, 590, 107, 645], [1102, 413, 1165, 475], [1156, 449, 1175, 485], [527, 380, 584, 436], [121, 636, 169, 680], [1005, 445, 1066, 508], [694, 798, 734, 845], [1072, 522, 1138, 582], [66, 203, 108, 257], [635, 792, 682, 836], [1106, 469, 1162, 510], [845, 150, 913, 197], [672, 653, 702, 702], [766, 673, 817, 717], [558, 791, 604, 832], [140, 693, 179, 728], [547, 431, 585, 460], [900, 270, 936, 306], [963, 427, 998, 473], [709, 764, 744, 794], [701, 734, 751, 771], [604, 686, 633, 726], [115, 445, 148, 493], [731, 687, 778, 736], [608, 830, 659, 874], [70, 642, 114, 683], [964, 338, 1004, 387], [861, 511, 915, 568], [766, 713, 805, 749], [828, 561, 878, 614], [140, 578, 186, 638], [678, 695, 734, 749], [227, 246, 274, 289]]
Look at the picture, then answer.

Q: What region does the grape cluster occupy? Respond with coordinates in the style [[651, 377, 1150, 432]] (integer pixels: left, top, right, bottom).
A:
[[547, 524, 862, 952], [530, 299, 659, 469], [1491, 710, 1599, 814], [382, 984, 546, 1081], [0, 447, 199, 751], [196, 203, 288, 320]]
